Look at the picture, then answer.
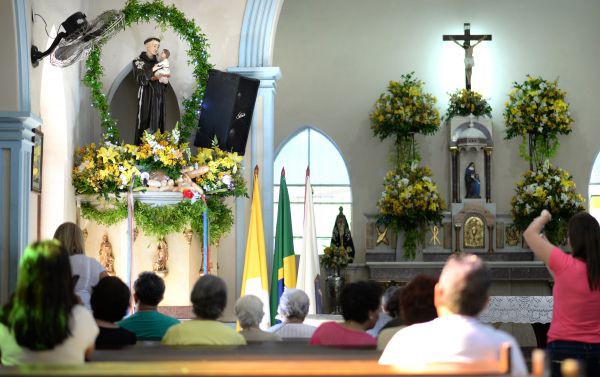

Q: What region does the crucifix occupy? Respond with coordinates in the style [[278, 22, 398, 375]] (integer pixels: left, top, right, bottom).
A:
[[443, 23, 492, 90]]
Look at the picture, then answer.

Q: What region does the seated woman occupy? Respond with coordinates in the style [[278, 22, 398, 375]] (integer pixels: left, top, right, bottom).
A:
[[0, 240, 98, 365], [162, 275, 246, 345], [376, 287, 404, 333], [377, 275, 438, 350], [54, 222, 108, 310], [91, 276, 137, 349], [310, 281, 382, 347], [235, 295, 281, 342], [367, 286, 400, 337], [267, 289, 317, 340]]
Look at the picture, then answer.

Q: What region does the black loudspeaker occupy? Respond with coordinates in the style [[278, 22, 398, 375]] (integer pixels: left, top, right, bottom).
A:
[[193, 69, 260, 155]]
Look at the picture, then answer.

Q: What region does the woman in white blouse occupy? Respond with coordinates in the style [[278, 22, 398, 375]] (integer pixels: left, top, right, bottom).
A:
[[54, 222, 108, 309]]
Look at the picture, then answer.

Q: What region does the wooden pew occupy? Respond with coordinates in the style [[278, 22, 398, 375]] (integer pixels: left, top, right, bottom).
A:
[[0, 342, 512, 376], [0, 359, 510, 377]]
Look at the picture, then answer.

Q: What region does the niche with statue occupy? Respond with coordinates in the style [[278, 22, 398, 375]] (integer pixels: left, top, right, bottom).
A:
[[448, 113, 496, 253]]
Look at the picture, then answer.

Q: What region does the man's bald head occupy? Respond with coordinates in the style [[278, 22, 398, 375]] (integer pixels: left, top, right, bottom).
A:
[[436, 254, 491, 316]]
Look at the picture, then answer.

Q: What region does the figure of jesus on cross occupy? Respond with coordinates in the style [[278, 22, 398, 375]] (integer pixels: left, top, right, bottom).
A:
[[443, 23, 492, 90]]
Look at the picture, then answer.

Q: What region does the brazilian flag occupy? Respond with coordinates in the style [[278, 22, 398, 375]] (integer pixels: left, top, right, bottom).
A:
[[269, 168, 297, 324]]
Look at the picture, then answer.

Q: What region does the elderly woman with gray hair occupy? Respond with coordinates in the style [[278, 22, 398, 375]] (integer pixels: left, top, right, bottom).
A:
[[235, 295, 281, 342], [267, 288, 317, 340], [162, 275, 246, 345]]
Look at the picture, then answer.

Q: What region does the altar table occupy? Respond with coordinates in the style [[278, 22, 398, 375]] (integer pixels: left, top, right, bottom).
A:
[[479, 296, 553, 323]]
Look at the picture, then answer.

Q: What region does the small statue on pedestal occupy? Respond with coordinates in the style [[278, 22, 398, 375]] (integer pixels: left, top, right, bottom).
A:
[[133, 37, 167, 145], [153, 238, 169, 277], [99, 234, 115, 275], [330, 207, 355, 262], [464, 162, 481, 199]]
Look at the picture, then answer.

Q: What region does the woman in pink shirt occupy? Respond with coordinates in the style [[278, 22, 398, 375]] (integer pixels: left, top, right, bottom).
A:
[[310, 281, 381, 347], [524, 210, 600, 377]]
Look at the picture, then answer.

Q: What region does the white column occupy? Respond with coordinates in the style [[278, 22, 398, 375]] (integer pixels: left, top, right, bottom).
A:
[[228, 67, 281, 295], [0, 113, 40, 301], [233, 0, 284, 297]]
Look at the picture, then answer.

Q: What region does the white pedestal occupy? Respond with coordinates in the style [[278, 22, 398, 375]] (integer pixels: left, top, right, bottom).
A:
[[77, 193, 216, 306]]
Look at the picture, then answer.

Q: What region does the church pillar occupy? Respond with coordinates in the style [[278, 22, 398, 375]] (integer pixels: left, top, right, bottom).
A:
[[450, 147, 459, 203], [485, 147, 492, 203], [233, 0, 284, 297], [0, 113, 41, 302], [488, 224, 494, 253], [228, 67, 281, 292], [0, 0, 40, 303], [454, 223, 462, 253]]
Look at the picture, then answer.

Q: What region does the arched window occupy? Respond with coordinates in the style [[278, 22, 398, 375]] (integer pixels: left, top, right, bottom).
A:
[[274, 127, 352, 254], [589, 153, 600, 222]]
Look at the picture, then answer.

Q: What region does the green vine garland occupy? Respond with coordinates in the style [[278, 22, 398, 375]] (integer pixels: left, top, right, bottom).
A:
[[81, 202, 128, 226], [84, 0, 212, 143], [80, 197, 233, 242]]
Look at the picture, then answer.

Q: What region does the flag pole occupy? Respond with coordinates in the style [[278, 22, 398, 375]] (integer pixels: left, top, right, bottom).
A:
[[240, 164, 271, 328], [202, 194, 208, 274]]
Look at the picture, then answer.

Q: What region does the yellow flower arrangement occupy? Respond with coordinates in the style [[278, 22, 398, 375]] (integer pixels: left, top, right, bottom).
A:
[[505, 76, 574, 170], [320, 245, 351, 276], [378, 162, 446, 259], [511, 161, 584, 245], [371, 72, 440, 142], [72, 128, 249, 200], [192, 143, 248, 198], [136, 128, 190, 179], [445, 88, 492, 119], [72, 143, 141, 196], [504, 75, 573, 139]]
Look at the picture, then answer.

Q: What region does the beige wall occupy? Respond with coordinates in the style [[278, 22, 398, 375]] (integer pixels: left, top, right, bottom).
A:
[[0, 1, 19, 112], [28, 0, 87, 238], [273, 0, 600, 262]]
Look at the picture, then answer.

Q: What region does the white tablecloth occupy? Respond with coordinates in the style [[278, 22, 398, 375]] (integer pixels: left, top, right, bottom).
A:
[[304, 296, 554, 325], [479, 296, 553, 324]]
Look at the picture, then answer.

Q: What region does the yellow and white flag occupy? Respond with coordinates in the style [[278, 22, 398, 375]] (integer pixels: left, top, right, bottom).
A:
[[240, 166, 271, 328]]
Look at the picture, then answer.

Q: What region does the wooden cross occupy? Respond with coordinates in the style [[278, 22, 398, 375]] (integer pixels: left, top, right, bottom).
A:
[[443, 23, 492, 90]]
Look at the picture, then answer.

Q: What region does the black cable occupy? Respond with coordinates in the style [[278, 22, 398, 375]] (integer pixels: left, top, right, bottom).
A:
[[33, 13, 57, 39]]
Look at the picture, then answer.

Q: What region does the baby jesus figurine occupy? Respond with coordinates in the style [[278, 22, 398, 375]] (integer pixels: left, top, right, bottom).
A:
[[153, 48, 171, 84]]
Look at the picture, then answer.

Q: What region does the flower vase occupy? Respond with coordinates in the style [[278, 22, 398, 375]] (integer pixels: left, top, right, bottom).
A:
[[327, 271, 345, 315]]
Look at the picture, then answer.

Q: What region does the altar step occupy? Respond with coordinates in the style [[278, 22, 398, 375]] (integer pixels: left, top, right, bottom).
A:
[[422, 251, 534, 262], [365, 250, 534, 263], [363, 261, 551, 283]]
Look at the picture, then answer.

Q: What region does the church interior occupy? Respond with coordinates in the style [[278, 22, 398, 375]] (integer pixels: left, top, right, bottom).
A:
[[2, 0, 600, 375]]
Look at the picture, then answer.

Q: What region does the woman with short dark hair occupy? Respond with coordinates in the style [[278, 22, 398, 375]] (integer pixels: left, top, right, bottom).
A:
[[377, 275, 438, 350], [310, 281, 382, 347], [0, 240, 98, 365], [91, 276, 136, 349], [162, 275, 246, 345]]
